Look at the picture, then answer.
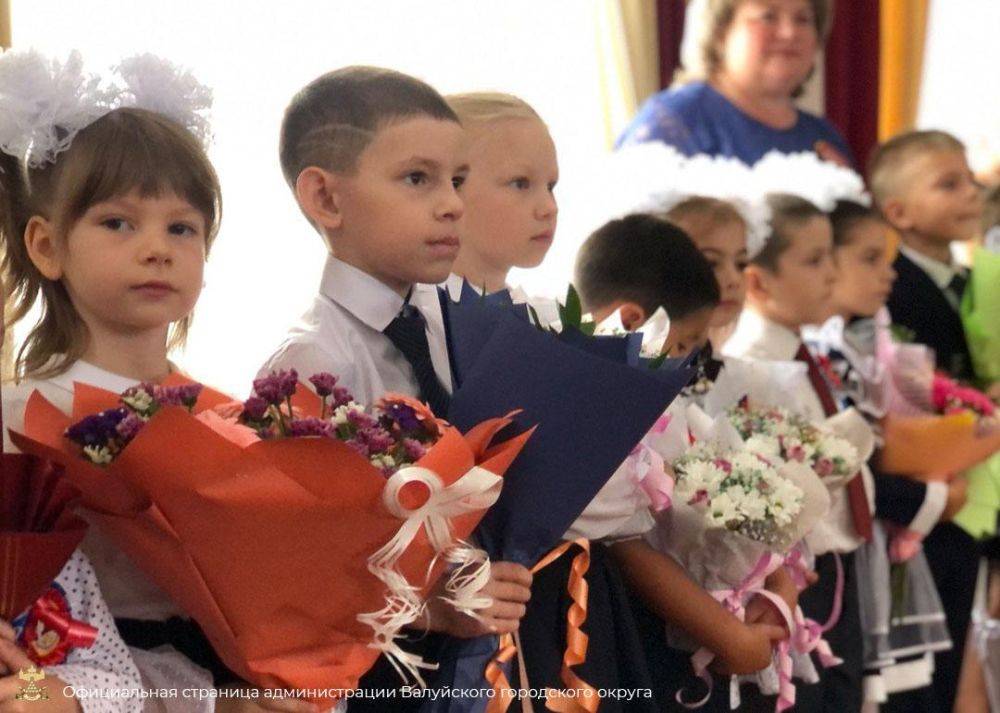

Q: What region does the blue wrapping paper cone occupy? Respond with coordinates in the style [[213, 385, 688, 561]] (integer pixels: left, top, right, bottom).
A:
[[424, 287, 692, 712], [447, 313, 690, 564]]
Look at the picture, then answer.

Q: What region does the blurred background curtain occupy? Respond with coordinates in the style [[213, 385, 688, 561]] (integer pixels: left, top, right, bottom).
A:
[[0, 0, 9, 47], [620, 0, 660, 102], [824, 0, 881, 168], [1, 0, 12, 383], [595, 0, 636, 147], [656, 0, 686, 88], [596, 0, 685, 147], [879, 0, 930, 140], [595, 0, 658, 146]]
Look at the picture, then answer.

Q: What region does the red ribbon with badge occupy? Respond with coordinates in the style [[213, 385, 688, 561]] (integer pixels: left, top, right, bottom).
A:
[[18, 586, 98, 666]]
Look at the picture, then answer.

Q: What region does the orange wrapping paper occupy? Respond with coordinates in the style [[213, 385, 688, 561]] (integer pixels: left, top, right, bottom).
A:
[[878, 412, 1000, 481], [10, 377, 530, 704]]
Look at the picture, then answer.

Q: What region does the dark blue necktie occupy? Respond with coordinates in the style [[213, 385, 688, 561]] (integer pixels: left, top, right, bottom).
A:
[[383, 304, 451, 417], [946, 272, 968, 309]]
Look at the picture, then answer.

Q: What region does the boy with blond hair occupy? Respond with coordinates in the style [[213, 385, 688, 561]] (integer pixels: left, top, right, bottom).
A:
[[870, 129, 985, 712]]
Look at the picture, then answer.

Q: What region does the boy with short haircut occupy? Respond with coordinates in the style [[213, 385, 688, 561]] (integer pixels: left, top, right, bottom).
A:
[[266, 66, 466, 411], [262, 66, 532, 709], [724, 194, 873, 712], [869, 130, 985, 712], [575, 213, 721, 358], [573, 214, 792, 710], [871, 130, 983, 381]]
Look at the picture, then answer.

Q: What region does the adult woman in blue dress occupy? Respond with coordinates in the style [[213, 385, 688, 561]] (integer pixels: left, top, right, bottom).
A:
[[617, 0, 850, 166]]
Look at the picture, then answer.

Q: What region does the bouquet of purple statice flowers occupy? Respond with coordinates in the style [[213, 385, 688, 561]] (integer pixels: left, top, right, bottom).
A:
[[14, 369, 527, 699], [239, 370, 444, 477], [66, 382, 205, 465], [66, 370, 444, 478]]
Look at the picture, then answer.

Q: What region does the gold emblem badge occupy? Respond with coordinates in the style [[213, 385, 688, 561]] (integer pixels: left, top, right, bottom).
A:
[[15, 665, 49, 702]]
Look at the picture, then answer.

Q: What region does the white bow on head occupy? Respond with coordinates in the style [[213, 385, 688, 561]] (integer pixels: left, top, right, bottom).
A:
[[0, 48, 213, 168]]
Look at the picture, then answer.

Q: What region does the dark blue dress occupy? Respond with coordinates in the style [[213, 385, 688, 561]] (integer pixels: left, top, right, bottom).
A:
[[616, 81, 852, 167]]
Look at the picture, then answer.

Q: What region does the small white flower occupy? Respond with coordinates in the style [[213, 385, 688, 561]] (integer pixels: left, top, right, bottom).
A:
[[83, 445, 113, 465], [370, 454, 397, 470], [745, 434, 781, 458], [688, 442, 722, 461], [737, 489, 768, 520], [709, 491, 739, 525], [122, 390, 154, 413], [769, 478, 805, 525], [331, 402, 364, 426], [730, 450, 767, 476], [818, 436, 858, 471], [681, 459, 726, 493]]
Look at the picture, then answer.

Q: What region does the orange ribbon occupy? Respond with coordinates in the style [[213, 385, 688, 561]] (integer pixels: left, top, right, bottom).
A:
[[485, 539, 600, 713], [484, 631, 519, 713]]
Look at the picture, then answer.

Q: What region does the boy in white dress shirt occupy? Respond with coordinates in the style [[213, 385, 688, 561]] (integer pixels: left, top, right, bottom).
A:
[[724, 194, 875, 712], [260, 66, 532, 710]]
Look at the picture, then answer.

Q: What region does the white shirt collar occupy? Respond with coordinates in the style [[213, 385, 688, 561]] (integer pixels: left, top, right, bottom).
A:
[[441, 274, 556, 326], [443, 273, 480, 301], [443, 273, 533, 301], [899, 244, 959, 290], [319, 254, 408, 332], [723, 308, 802, 361]]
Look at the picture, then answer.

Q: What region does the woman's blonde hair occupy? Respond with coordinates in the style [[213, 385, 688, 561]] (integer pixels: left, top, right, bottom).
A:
[[677, 0, 833, 86], [662, 196, 747, 241], [445, 92, 543, 128], [0, 107, 222, 380]]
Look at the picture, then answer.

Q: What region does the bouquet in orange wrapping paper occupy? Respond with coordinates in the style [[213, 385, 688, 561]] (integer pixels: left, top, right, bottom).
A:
[[0, 452, 87, 621], [876, 315, 1000, 481], [8, 370, 531, 706]]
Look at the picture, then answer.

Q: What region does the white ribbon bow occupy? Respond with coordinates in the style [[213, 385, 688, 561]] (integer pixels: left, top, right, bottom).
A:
[[358, 465, 503, 687]]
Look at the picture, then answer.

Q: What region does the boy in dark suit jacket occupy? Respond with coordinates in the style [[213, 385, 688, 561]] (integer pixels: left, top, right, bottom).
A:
[[870, 129, 985, 712]]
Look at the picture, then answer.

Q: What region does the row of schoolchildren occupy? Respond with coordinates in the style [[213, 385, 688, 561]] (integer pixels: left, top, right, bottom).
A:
[[1, 53, 995, 713]]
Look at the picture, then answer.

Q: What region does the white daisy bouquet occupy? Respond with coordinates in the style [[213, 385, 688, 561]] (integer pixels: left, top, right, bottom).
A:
[[727, 402, 861, 485], [688, 357, 877, 493], [673, 443, 808, 547], [639, 394, 837, 708], [646, 402, 831, 595], [642, 366, 861, 705]]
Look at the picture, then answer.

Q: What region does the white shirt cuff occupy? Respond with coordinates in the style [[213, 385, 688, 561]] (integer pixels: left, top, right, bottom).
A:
[[910, 481, 948, 536]]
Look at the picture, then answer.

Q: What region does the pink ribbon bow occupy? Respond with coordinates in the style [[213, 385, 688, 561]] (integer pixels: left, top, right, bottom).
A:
[[679, 553, 797, 712], [781, 549, 844, 678], [627, 441, 674, 512], [783, 548, 846, 634], [791, 608, 843, 669]]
